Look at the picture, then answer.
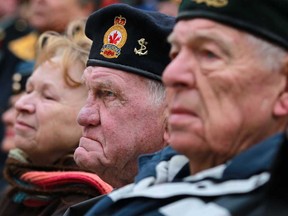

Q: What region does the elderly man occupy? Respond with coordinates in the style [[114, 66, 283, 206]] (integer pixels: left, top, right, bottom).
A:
[[73, 4, 175, 188], [79, 0, 288, 215]]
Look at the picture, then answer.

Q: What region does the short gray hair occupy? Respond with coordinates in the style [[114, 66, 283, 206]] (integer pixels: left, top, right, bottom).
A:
[[245, 33, 287, 72], [146, 79, 166, 106]]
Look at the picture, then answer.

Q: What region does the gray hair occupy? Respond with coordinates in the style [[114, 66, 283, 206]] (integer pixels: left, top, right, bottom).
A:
[[245, 33, 287, 72], [146, 79, 166, 106]]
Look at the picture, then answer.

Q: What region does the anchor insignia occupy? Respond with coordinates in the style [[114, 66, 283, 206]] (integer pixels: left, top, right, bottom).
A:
[[134, 38, 148, 56]]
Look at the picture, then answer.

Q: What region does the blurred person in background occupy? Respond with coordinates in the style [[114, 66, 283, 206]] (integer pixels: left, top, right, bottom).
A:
[[1, 62, 34, 154], [0, 0, 33, 154], [157, 0, 179, 16], [0, 61, 34, 195], [28, 0, 100, 33]]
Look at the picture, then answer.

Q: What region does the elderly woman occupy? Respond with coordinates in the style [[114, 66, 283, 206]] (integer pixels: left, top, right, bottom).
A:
[[0, 20, 112, 216]]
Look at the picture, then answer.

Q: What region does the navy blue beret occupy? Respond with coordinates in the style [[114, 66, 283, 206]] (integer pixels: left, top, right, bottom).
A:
[[178, 0, 288, 50], [85, 3, 175, 81]]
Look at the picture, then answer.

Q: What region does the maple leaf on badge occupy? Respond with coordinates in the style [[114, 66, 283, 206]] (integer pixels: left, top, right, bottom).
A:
[[109, 31, 121, 44]]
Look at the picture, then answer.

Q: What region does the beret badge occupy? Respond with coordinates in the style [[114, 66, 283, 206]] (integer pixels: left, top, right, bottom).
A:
[[100, 15, 127, 59], [193, 0, 228, 7], [134, 38, 148, 56]]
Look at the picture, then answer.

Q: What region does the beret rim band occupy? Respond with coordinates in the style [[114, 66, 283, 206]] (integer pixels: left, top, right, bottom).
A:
[[177, 10, 288, 50], [87, 59, 162, 82]]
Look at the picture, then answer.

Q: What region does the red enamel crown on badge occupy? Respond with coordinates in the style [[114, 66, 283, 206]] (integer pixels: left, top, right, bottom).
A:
[[114, 15, 126, 26]]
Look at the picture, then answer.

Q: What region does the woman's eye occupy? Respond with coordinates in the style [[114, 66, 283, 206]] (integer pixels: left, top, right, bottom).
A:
[[43, 93, 55, 100], [45, 96, 54, 100]]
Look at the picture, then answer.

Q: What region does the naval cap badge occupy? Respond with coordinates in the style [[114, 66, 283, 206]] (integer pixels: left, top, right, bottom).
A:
[[101, 15, 127, 59]]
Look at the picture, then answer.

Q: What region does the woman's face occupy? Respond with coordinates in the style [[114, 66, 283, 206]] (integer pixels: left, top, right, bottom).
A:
[[14, 56, 87, 165]]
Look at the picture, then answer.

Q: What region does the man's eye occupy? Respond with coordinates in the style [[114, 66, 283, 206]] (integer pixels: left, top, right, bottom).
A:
[[98, 90, 116, 98], [202, 50, 218, 60]]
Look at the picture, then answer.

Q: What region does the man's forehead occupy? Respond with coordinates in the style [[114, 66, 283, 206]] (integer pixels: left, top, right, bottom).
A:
[[171, 19, 240, 40], [177, 0, 288, 50], [82, 66, 143, 87]]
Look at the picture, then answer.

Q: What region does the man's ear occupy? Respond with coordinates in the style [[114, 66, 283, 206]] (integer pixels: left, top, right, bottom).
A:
[[274, 57, 288, 116], [274, 93, 288, 116], [163, 104, 170, 145], [162, 110, 170, 145], [164, 122, 170, 145]]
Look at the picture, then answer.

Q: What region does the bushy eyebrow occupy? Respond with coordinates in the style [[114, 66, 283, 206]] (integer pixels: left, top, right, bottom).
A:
[[94, 80, 114, 89], [193, 32, 232, 55]]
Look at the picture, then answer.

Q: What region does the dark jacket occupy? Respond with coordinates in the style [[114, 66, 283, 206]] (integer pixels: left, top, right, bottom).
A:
[[70, 134, 288, 216]]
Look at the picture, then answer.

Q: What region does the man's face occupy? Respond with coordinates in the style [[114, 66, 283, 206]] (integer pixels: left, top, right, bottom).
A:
[[74, 66, 168, 187], [163, 19, 286, 167]]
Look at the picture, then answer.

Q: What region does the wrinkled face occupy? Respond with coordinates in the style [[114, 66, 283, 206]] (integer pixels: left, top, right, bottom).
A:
[[74, 66, 168, 187], [14, 57, 87, 165], [1, 94, 23, 153], [163, 19, 287, 167], [29, 0, 87, 32]]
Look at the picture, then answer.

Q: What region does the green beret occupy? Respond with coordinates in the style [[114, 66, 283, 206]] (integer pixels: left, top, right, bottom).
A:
[[85, 4, 175, 81], [178, 0, 288, 50]]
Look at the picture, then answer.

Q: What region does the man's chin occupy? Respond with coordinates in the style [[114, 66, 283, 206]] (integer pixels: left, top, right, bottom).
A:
[[74, 146, 89, 167]]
